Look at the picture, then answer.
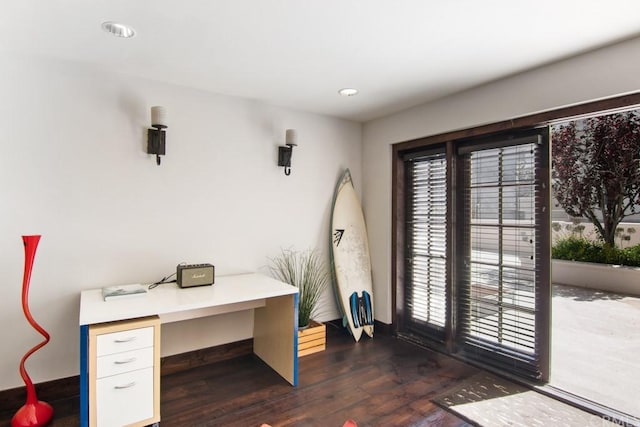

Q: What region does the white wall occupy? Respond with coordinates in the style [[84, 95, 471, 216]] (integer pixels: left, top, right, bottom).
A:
[[362, 36, 640, 323], [0, 53, 361, 390]]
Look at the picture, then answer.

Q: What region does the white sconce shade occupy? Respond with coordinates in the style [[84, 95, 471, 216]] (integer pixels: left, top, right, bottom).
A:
[[151, 106, 167, 128], [285, 129, 297, 146]]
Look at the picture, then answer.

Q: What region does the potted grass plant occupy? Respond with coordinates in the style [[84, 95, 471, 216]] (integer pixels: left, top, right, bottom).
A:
[[269, 248, 328, 356]]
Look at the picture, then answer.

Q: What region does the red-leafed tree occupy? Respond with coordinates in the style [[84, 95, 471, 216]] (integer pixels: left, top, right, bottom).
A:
[[552, 111, 640, 247]]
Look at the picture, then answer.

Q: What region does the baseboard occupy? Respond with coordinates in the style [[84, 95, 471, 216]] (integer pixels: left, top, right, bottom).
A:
[[160, 338, 253, 376], [325, 318, 394, 336], [374, 320, 394, 336], [0, 375, 79, 418], [0, 338, 254, 414]]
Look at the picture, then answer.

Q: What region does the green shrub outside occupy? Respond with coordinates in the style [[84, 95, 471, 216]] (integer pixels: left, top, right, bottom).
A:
[[552, 236, 640, 267]]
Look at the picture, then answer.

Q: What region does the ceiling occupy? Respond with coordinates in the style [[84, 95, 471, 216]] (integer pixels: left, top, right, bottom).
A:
[[2, 1, 640, 122]]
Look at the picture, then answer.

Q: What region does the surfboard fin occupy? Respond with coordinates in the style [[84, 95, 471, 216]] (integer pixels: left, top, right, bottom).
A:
[[363, 290, 373, 326], [349, 292, 360, 328], [349, 291, 374, 330]]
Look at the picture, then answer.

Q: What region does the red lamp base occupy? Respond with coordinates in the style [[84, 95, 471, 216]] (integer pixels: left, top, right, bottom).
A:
[[11, 401, 53, 427]]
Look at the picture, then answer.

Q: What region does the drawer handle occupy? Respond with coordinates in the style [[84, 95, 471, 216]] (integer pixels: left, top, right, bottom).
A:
[[114, 381, 136, 390], [114, 337, 136, 343], [114, 357, 137, 365]]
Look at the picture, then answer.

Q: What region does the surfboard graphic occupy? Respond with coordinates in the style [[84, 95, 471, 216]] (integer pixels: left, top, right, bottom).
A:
[[330, 169, 374, 342]]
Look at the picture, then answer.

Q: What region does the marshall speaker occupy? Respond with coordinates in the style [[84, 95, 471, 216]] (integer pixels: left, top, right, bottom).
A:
[[176, 263, 215, 288]]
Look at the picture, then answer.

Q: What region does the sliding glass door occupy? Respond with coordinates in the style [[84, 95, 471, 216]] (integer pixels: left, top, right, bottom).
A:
[[400, 130, 551, 382], [457, 134, 550, 381]]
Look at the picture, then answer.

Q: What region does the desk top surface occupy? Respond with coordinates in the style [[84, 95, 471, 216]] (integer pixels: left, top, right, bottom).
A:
[[79, 272, 298, 325]]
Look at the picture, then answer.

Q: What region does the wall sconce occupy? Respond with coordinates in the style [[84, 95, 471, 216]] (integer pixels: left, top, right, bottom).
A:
[[147, 106, 167, 165], [278, 129, 297, 176]]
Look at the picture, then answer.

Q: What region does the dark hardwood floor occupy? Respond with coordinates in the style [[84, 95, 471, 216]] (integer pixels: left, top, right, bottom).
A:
[[1, 324, 478, 427]]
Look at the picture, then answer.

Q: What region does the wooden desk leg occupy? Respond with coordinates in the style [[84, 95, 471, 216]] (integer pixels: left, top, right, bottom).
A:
[[80, 325, 89, 427], [253, 293, 298, 386]]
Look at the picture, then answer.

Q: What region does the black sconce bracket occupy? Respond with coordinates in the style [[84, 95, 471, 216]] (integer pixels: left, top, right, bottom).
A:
[[147, 126, 166, 166], [278, 144, 295, 175]]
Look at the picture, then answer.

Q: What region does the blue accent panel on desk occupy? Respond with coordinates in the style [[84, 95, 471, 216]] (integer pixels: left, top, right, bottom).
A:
[[293, 292, 299, 387], [79, 325, 89, 427]]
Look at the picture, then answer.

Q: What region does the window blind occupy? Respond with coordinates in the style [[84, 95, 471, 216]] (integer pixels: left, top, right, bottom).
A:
[[405, 151, 448, 342], [457, 136, 549, 381]]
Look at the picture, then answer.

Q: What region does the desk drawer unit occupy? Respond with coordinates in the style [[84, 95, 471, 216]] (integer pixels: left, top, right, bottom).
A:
[[89, 317, 160, 427]]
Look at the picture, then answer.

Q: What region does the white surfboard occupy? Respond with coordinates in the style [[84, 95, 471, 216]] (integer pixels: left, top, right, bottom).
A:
[[330, 169, 374, 342]]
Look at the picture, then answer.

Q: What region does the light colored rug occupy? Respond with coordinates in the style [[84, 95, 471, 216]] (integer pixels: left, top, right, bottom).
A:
[[432, 372, 622, 426]]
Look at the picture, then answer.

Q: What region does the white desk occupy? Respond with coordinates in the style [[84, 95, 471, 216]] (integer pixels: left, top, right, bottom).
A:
[[79, 273, 299, 427]]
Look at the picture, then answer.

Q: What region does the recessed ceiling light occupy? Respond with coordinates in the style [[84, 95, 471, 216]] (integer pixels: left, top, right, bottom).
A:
[[338, 88, 359, 97], [101, 22, 136, 38]]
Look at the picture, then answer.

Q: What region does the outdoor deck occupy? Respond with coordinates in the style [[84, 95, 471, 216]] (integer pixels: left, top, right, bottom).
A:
[[551, 283, 640, 420]]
